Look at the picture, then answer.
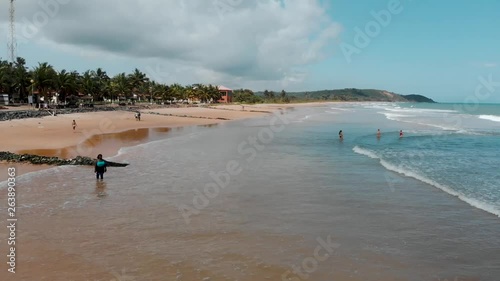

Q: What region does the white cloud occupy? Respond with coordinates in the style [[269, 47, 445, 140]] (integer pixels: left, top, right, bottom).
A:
[[0, 0, 341, 89]]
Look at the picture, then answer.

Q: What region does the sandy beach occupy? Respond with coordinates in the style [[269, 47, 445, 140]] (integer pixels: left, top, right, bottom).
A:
[[0, 104, 297, 182], [1, 102, 500, 280]]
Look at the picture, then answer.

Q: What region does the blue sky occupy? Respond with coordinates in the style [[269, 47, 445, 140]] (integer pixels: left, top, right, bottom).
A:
[[0, 0, 499, 102], [320, 0, 500, 102]]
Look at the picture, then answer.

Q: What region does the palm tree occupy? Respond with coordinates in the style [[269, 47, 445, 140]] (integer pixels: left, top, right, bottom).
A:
[[208, 84, 222, 103], [194, 84, 206, 103], [137, 81, 155, 102], [80, 70, 97, 98], [169, 83, 186, 103], [32, 62, 57, 105], [161, 84, 173, 103], [110, 73, 130, 102], [12, 57, 30, 102], [56, 70, 80, 102], [92, 68, 110, 101], [2, 56, 247, 106], [185, 85, 198, 104], [0, 60, 14, 94], [149, 82, 168, 104], [128, 68, 149, 101], [193, 84, 214, 103]]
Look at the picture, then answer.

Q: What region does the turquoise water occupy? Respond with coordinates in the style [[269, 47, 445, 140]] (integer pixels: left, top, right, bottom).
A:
[[2, 103, 500, 280], [355, 102, 500, 217]]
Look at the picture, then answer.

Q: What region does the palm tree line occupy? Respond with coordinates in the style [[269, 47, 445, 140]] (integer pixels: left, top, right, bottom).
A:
[[0, 57, 223, 104]]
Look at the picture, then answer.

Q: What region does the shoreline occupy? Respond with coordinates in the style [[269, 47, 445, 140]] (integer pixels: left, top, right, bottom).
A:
[[2, 102, 499, 280], [0, 103, 306, 182]]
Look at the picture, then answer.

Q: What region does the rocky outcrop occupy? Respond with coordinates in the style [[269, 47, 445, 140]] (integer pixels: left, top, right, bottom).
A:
[[0, 151, 128, 167]]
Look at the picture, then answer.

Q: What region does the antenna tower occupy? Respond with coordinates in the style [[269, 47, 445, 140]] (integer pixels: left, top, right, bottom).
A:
[[8, 0, 16, 62]]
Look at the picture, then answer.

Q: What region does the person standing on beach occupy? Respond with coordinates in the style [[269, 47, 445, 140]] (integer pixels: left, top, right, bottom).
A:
[[95, 154, 107, 180], [339, 130, 344, 140], [72, 120, 77, 131]]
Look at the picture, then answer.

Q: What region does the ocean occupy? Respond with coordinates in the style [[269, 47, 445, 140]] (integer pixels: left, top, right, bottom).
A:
[[1, 103, 500, 281]]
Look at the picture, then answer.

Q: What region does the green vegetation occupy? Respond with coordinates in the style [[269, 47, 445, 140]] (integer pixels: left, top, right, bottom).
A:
[[400, 94, 436, 103], [233, 89, 264, 103], [256, 88, 436, 103], [234, 88, 435, 104], [0, 57, 435, 105], [0, 57, 222, 105], [233, 89, 295, 104]]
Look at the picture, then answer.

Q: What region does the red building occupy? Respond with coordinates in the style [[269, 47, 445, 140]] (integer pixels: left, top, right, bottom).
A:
[[217, 86, 233, 103]]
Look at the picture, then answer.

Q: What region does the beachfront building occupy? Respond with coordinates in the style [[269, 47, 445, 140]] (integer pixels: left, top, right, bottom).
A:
[[0, 93, 9, 105], [218, 86, 233, 103]]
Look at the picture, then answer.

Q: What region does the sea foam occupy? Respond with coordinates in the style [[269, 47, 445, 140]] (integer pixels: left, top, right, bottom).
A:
[[479, 115, 500, 123], [353, 146, 500, 218]]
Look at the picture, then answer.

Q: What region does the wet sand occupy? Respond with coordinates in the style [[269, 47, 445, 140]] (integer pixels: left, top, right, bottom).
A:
[[0, 110, 222, 153], [0, 102, 493, 280], [0, 104, 319, 155], [0, 162, 52, 182], [0, 173, 406, 281], [0, 105, 278, 182], [18, 127, 176, 159], [1, 103, 354, 281]]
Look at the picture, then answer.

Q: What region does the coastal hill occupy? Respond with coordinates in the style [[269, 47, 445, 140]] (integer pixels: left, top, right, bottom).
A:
[[254, 88, 436, 103]]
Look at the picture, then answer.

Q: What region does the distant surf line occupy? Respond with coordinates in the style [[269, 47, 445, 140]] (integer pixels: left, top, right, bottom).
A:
[[353, 146, 500, 218]]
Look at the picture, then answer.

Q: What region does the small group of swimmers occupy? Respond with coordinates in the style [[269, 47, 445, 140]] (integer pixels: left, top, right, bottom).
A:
[[338, 129, 404, 140]]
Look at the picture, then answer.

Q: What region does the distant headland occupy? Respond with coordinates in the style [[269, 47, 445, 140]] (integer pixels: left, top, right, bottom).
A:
[[0, 57, 435, 105], [251, 88, 436, 103]]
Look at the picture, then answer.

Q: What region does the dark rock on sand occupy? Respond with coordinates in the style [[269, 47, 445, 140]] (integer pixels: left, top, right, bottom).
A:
[[0, 106, 141, 121], [0, 151, 129, 167]]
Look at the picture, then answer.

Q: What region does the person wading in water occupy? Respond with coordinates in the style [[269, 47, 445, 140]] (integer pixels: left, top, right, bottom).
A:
[[94, 154, 107, 180]]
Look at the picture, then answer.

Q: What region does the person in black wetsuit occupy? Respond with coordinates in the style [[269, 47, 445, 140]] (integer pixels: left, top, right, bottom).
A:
[[94, 154, 107, 180]]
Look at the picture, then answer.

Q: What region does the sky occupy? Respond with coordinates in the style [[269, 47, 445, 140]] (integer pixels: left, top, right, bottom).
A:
[[0, 0, 499, 102]]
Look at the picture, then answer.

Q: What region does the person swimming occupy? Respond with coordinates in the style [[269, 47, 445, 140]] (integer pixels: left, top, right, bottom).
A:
[[339, 130, 344, 140], [377, 129, 381, 138], [95, 154, 107, 180], [399, 130, 404, 138]]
